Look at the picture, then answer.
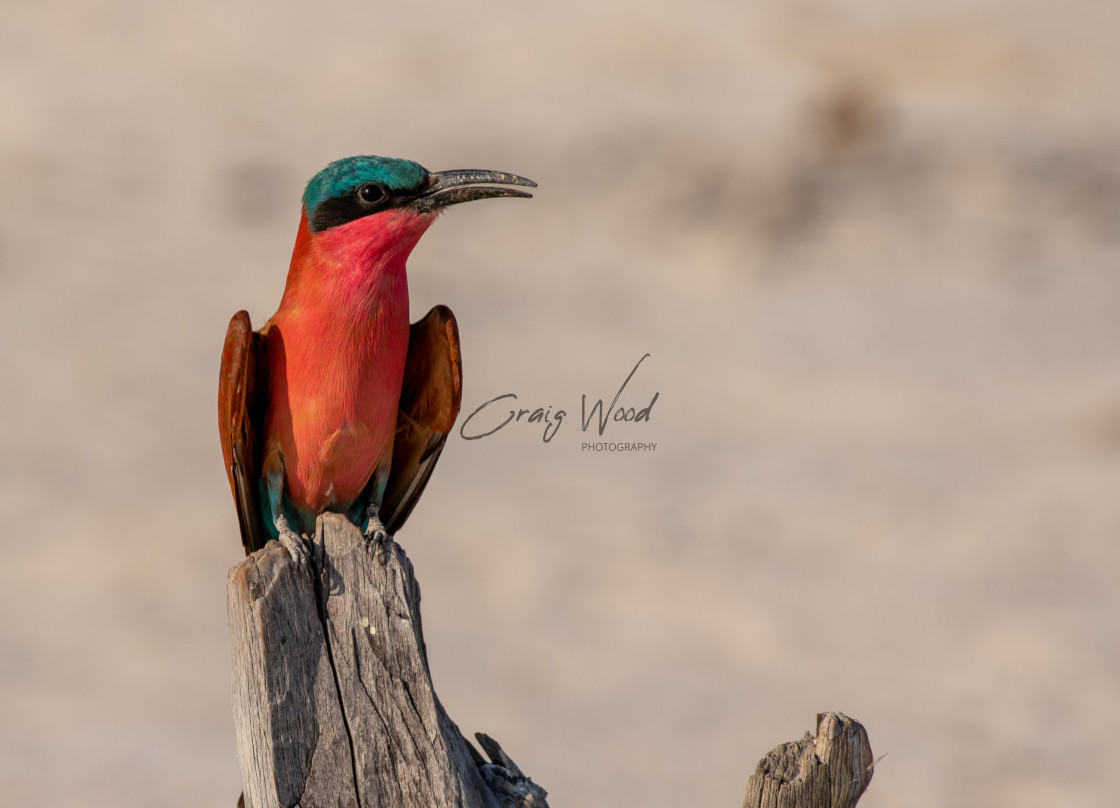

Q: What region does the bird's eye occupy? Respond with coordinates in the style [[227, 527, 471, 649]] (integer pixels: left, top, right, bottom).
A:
[[357, 184, 385, 205]]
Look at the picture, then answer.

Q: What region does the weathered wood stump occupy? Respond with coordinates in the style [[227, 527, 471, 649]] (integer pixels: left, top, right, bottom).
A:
[[227, 512, 546, 808], [742, 712, 874, 808]]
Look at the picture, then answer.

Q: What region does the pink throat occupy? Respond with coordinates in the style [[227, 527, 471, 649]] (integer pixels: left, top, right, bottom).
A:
[[284, 208, 436, 311]]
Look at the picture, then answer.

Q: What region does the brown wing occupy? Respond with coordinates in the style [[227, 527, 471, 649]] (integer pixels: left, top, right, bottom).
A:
[[382, 305, 463, 534], [218, 310, 270, 554]]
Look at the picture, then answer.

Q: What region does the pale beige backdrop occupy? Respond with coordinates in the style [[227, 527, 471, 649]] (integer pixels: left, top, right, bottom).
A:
[[2, 2, 1119, 807]]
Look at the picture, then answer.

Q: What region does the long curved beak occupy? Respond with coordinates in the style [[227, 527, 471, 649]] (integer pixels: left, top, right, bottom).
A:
[[413, 169, 536, 213]]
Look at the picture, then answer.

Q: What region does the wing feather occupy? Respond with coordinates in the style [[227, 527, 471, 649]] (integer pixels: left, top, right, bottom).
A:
[[218, 310, 270, 553], [382, 305, 463, 533]]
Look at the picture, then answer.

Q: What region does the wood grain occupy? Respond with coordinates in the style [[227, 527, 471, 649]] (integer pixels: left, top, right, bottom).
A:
[[228, 513, 544, 808], [742, 713, 874, 808]]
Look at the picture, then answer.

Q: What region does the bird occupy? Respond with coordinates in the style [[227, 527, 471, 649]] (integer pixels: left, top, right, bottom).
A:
[[218, 155, 535, 560]]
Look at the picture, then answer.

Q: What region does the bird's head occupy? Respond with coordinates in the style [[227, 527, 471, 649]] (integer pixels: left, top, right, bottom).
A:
[[284, 155, 534, 302], [302, 155, 535, 235]]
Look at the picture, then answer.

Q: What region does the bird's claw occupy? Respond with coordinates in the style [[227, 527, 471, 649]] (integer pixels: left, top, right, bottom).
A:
[[274, 514, 311, 567], [279, 530, 311, 567], [363, 507, 393, 563]]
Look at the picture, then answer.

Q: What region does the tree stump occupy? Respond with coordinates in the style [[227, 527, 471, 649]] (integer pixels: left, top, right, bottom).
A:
[[227, 512, 546, 808], [742, 713, 874, 808]]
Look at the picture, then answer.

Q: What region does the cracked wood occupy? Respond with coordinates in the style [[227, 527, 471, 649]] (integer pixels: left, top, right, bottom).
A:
[[227, 513, 506, 808]]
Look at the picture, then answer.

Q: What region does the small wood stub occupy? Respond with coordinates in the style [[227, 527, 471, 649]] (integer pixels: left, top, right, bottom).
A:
[[742, 712, 874, 808]]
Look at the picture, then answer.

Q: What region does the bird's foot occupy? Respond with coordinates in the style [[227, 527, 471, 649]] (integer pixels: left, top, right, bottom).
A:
[[363, 506, 393, 563], [274, 514, 311, 567]]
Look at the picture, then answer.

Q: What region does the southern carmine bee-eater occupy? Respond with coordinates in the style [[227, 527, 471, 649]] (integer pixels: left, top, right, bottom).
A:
[[218, 156, 535, 560]]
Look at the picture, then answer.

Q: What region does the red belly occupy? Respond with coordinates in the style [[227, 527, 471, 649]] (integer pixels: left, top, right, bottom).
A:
[[263, 302, 409, 515]]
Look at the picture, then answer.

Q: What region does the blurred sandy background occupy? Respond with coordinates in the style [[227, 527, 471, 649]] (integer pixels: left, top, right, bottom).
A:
[[3, 1, 1120, 806]]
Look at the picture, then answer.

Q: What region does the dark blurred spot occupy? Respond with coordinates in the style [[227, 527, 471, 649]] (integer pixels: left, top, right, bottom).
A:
[[221, 160, 293, 226], [647, 80, 901, 266], [761, 80, 896, 248], [813, 80, 888, 156]]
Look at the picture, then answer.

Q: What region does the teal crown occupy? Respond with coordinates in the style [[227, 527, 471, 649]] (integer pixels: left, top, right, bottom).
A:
[[302, 155, 428, 213]]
